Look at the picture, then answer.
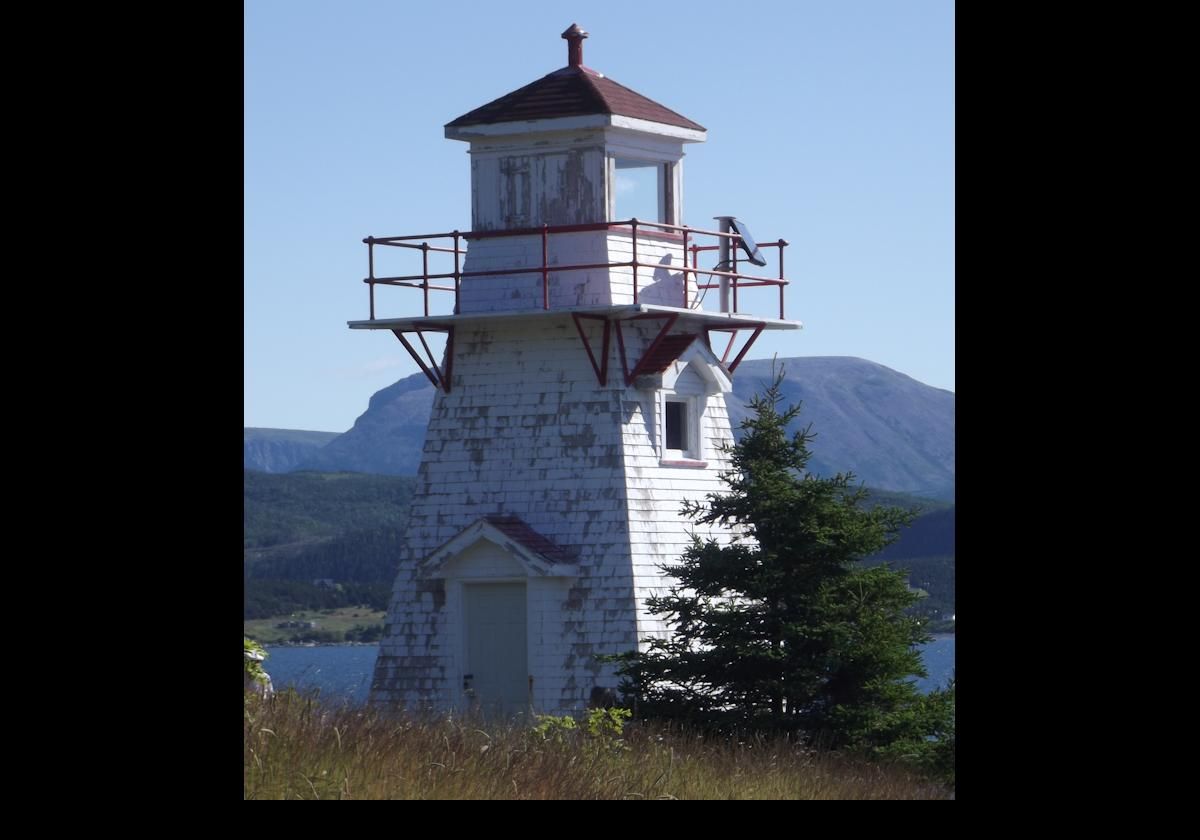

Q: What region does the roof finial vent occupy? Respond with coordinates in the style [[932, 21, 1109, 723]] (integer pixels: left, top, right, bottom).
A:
[[561, 23, 588, 68]]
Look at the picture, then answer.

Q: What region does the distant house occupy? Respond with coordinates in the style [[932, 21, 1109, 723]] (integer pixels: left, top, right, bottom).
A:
[[313, 578, 336, 589]]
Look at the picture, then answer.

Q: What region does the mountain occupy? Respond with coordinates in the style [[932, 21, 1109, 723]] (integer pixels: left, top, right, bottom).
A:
[[249, 355, 953, 501], [290, 374, 435, 476], [244, 428, 340, 473], [727, 358, 954, 501]]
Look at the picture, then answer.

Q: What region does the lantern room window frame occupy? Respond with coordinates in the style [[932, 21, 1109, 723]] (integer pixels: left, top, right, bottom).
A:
[[607, 154, 679, 227]]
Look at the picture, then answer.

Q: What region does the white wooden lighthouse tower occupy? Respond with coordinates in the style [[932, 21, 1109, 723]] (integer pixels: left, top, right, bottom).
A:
[[352, 24, 800, 716]]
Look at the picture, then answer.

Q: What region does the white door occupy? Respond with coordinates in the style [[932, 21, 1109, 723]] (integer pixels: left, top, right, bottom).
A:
[[464, 582, 528, 717]]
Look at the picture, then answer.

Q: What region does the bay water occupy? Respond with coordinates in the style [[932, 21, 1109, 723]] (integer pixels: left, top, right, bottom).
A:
[[263, 635, 955, 706]]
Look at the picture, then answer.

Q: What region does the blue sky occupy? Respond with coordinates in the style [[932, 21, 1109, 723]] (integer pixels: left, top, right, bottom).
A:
[[245, 0, 954, 433]]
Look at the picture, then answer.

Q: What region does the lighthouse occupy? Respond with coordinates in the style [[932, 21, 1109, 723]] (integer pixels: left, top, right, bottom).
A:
[[352, 24, 800, 716]]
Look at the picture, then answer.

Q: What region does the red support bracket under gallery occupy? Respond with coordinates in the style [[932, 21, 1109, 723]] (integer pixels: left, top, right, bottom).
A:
[[571, 314, 611, 386], [614, 313, 696, 386], [704, 323, 765, 374], [392, 326, 455, 393]]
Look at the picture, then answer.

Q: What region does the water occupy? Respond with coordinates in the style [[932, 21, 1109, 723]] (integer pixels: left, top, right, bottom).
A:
[[913, 635, 955, 693], [264, 636, 955, 705], [263, 644, 379, 704]]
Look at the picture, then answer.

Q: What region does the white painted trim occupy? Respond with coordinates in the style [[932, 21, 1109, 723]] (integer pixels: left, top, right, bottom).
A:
[[601, 131, 688, 161], [446, 114, 706, 144], [609, 115, 706, 143], [421, 517, 577, 578], [466, 136, 607, 159], [447, 115, 613, 139], [668, 342, 734, 394], [661, 392, 701, 461], [610, 155, 671, 225], [349, 304, 803, 331]]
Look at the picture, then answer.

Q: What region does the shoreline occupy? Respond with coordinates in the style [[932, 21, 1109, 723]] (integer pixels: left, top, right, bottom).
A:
[[265, 641, 380, 649], [265, 632, 955, 649]]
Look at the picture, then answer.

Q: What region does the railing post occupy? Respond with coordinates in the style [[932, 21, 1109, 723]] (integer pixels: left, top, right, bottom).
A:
[[681, 226, 690, 308], [421, 241, 430, 316], [777, 239, 787, 319], [542, 224, 549, 310], [714, 216, 733, 312], [690, 242, 700, 306], [452, 230, 461, 315], [356, 222, 783, 323], [367, 236, 376, 320], [631, 218, 639, 304], [732, 235, 739, 314]]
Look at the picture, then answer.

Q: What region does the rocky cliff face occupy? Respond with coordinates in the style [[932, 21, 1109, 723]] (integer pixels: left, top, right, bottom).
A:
[[243, 429, 340, 474], [293, 374, 435, 476]]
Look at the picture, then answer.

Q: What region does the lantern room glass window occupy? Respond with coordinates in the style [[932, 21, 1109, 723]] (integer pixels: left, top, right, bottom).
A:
[[611, 158, 672, 224]]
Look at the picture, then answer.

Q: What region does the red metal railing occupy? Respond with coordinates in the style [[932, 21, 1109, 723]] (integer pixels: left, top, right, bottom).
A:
[[362, 219, 789, 320]]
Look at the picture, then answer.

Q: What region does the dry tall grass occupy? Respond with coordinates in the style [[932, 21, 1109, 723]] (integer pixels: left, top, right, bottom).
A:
[[244, 692, 951, 800]]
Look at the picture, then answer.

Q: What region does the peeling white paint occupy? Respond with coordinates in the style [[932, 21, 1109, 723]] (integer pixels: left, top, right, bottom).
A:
[[371, 100, 748, 716], [370, 319, 737, 714]]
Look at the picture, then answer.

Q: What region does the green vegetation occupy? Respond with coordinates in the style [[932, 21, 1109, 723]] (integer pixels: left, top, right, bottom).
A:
[[241, 468, 951, 631], [244, 470, 416, 551], [244, 471, 416, 621], [897, 554, 954, 630], [247, 528, 409, 583], [243, 693, 951, 799], [244, 580, 391, 620], [861, 490, 955, 627], [244, 637, 270, 687], [859, 488, 953, 513], [611, 370, 953, 784], [533, 707, 632, 748]]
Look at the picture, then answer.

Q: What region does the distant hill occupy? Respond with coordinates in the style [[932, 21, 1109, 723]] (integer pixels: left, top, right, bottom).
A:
[[869, 503, 955, 623], [243, 470, 417, 619], [251, 355, 953, 501], [244, 428, 340, 473], [242, 469, 952, 621], [875, 506, 955, 561], [244, 470, 417, 554], [725, 358, 954, 501]]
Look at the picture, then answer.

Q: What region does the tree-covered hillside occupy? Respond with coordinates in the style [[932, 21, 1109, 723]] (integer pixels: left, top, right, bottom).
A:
[[852, 488, 955, 627], [244, 470, 416, 549], [243, 470, 952, 628], [244, 471, 417, 619]]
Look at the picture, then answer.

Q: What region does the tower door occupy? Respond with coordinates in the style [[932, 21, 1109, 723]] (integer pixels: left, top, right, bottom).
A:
[[464, 582, 528, 717]]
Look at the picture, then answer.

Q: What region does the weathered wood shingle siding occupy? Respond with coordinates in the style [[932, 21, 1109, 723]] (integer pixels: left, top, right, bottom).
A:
[[371, 316, 737, 714]]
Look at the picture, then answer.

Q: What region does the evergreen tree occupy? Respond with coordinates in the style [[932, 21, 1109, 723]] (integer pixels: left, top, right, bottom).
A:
[[616, 368, 933, 750]]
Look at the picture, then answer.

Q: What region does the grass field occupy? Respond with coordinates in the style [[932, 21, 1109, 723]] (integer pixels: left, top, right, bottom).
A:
[[244, 692, 952, 800], [244, 606, 387, 644]]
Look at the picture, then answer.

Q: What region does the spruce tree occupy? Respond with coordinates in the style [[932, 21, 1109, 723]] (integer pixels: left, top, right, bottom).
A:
[[617, 368, 933, 749]]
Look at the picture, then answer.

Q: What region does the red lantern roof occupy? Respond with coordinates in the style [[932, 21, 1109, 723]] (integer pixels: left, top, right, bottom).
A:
[[446, 24, 704, 133]]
